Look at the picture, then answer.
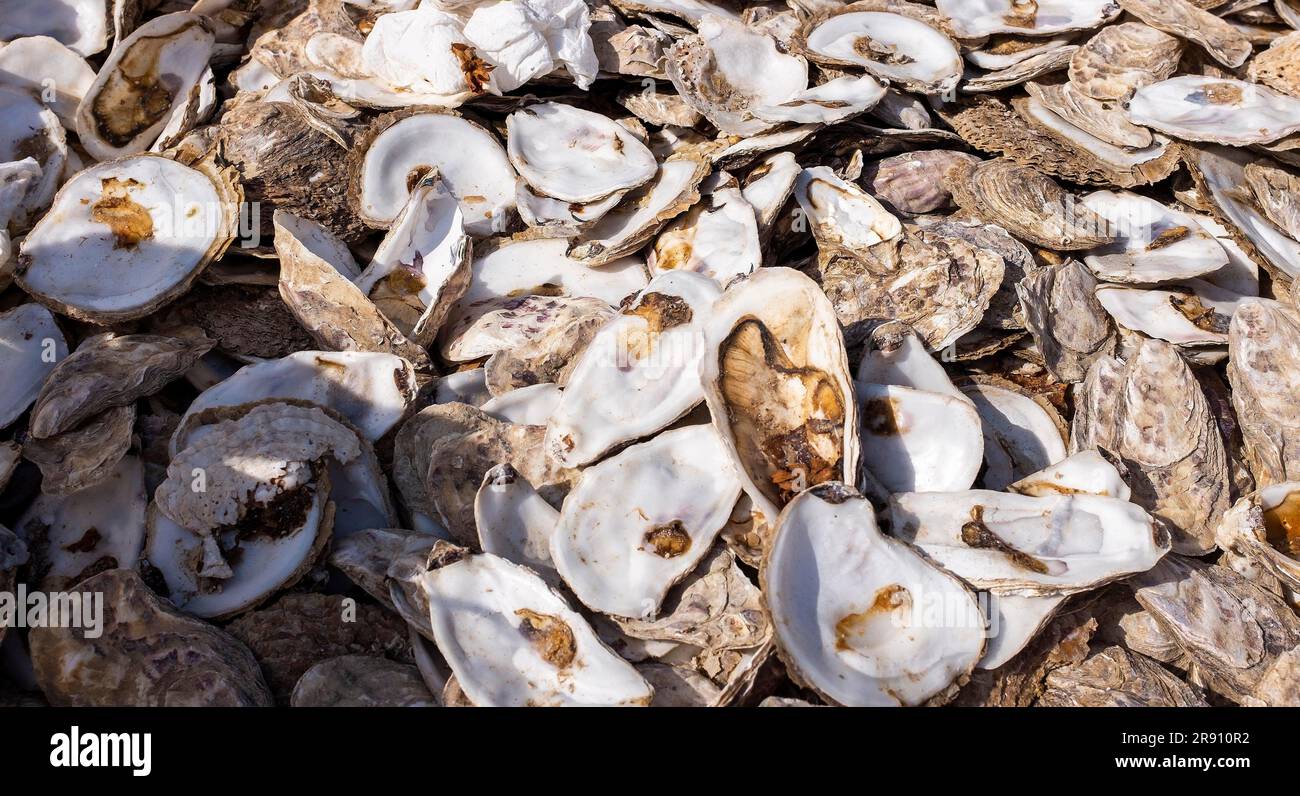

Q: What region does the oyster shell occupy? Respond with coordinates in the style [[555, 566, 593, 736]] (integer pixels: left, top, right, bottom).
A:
[[475, 463, 561, 586], [0, 0, 109, 57], [961, 379, 1068, 491], [507, 102, 657, 203], [1128, 76, 1300, 145], [291, 656, 436, 707], [551, 425, 742, 618], [1116, 0, 1253, 68], [1016, 260, 1115, 382], [29, 569, 272, 706], [1072, 338, 1232, 553], [799, 2, 963, 95], [700, 267, 859, 527], [0, 303, 67, 430], [938, 0, 1121, 37], [16, 154, 237, 323], [857, 382, 984, 493], [1249, 30, 1300, 97], [76, 13, 217, 160], [546, 270, 719, 467], [420, 552, 654, 706], [1038, 645, 1208, 706], [1068, 22, 1183, 101], [1228, 299, 1300, 486], [648, 185, 760, 284], [1080, 190, 1229, 283], [944, 158, 1113, 250], [764, 483, 985, 706]]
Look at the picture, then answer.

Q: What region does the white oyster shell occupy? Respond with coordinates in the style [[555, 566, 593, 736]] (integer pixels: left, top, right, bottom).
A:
[[802, 9, 962, 95], [507, 102, 657, 204], [475, 463, 561, 586], [1127, 77, 1300, 146], [763, 483, 985, 706], [857, 383, 984, 493], [546, 270, 719, 467], [420, 552, 654, 706], [0, 303, 66, 430], [1081, 190, 1228, 283], [550, 425, 742, 618]]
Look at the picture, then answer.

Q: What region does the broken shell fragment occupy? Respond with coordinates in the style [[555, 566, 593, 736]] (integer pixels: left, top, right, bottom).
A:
[[420, 552, 654, 706], [763, 483, 985, 706]]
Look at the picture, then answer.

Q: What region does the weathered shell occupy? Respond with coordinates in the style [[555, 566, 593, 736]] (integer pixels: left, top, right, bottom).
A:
[[1243, 159, 1300, 243], [29, 333, 212, 439], [1024, 82, 1152, 149], [944, 158, 1113, 250], [798, 2, 963, 95], [291, 656, 437, 707], [1228, 299, 1300, 486], [648, 186, 760, 284], [1016, 260, 1115, 383], [861, 150, 980, 215], [1038, 645, 1208, 706], [1068, 22, 1182, 100], [1129, 77, 1300, 146], [937, 0, 1120, 38], [962, 46, 1078, 94], [1116, 0, 1252, 68], [29, 569, 272, 706], [1072, 338, 1232, 553], [1249, 30, 1300, 97], [0, 0, 109, 57], [22, 403, 135, 496]]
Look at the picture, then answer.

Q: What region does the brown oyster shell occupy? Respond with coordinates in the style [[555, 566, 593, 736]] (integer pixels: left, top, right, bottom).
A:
[[29, 569, 273, 706], [1071, 338, 1231, 554], [1024, 81, 1153, 149], [1117, 0, 1253, 68], [943, 158, 1114, 250], [1037, 645, 1208, 707], [226, 592, 413, 704], [861, 150, 980, 216], [29, 333, 213, 439], [1069, 22, 1183, 101], [1016, 260, 1115, 383], [1228, 299, 1300, 486], [1248, 30, 1300, 98], [23, 404, 135, 496], [290, 655, 437, 707]]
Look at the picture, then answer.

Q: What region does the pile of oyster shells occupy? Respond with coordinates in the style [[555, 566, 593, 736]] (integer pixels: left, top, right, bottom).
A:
[[1, 0, 1299, 708]]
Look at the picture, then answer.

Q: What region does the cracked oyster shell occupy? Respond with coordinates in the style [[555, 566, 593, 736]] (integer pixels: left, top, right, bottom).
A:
[[148, 403, 360, 618], [16, 455, 146, 590], [351, 109, 517, 236], [799, 3, 963, 95], [961, 379, 1068, 491], [1080, 190, 1228, 283], [354, 171, 472, 347], [0, 303, 67, 430], [1072, 338, 1231, 553], [1128, 76, 1300, 146], [551, 425, 742, 618], [648, 185, 759, 284], [857, 383, 984, 493], [1038, 644, 1207, 707], [1243, 159, 1300, 244], [29, 569, 272, 707], [890, 490, 1169, 596], [16, 154, 237, 323], [1016, 259, 1115, 382], [546, 271, 718, 467], [665, 14, 809, 137], [700, 267, 860, 526], [30, 333, 212, 439], [274, 210, 432, 371], [475, 463, 560, 586], [420, 552, 653, 706], [1069, 22, 1182, 101], [172, 350, 418, 456], [944, 158, 1113, 250], [1228, 299, 1300, 486], [764, 484, 985, 706], [937, 0, 1120, 38], [1117, 0, 1252, 68], [75, 13, 217, 160], [507, 102, 657, 204]]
